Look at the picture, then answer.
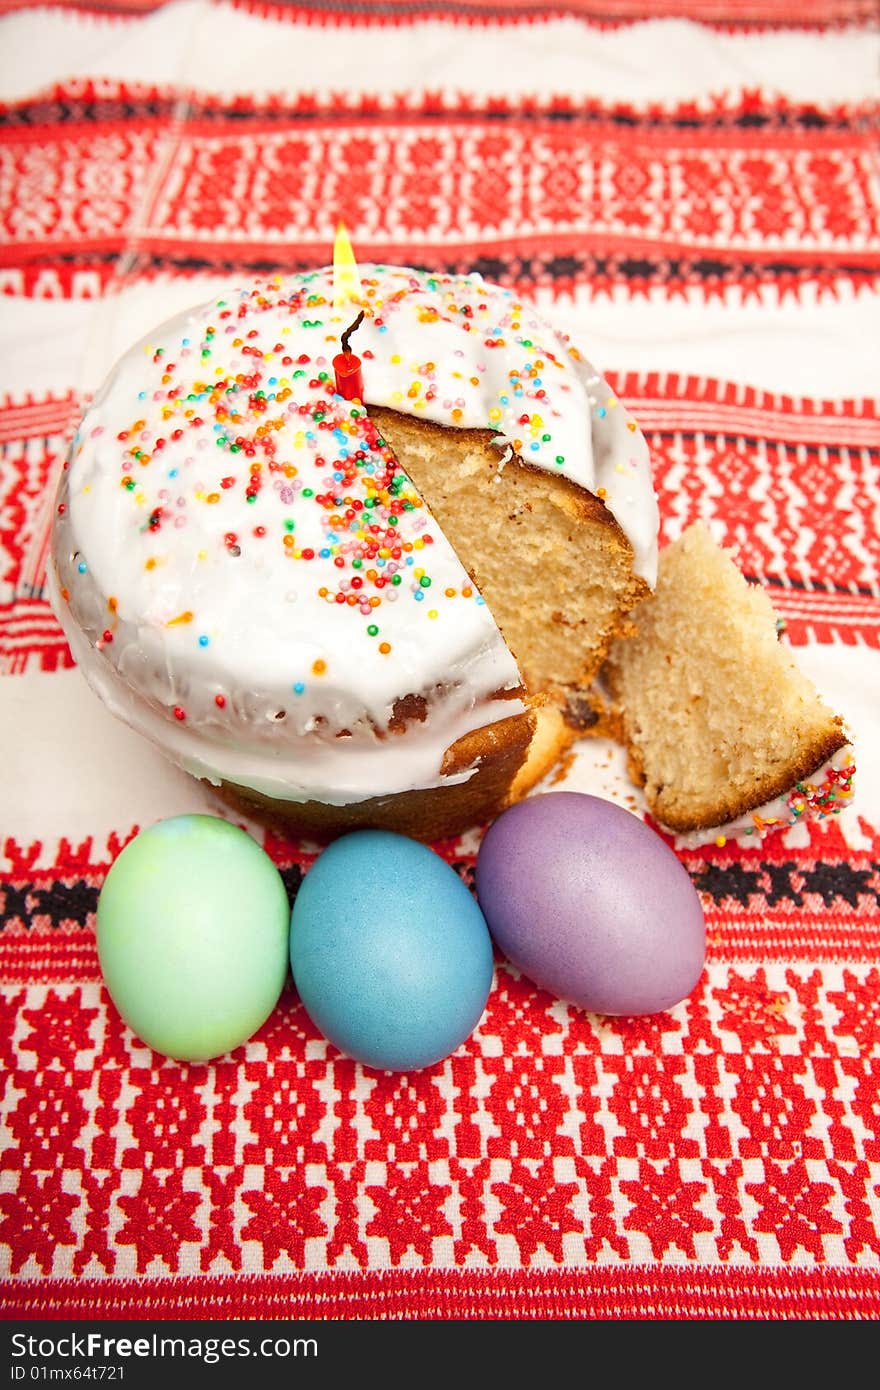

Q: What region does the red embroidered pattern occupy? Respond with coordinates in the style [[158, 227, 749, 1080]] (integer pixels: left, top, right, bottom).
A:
[[1, 963, 879, 1288], [1, 108, 878, 299]]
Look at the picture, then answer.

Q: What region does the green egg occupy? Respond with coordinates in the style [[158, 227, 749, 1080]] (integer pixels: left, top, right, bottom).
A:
[[96, 814, 290, 1062]]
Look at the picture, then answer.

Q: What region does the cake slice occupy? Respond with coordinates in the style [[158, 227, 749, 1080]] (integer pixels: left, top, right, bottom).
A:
[[368, 406, 648, 786], [605, 523, 854, 838], [368, 408, 649, 700]]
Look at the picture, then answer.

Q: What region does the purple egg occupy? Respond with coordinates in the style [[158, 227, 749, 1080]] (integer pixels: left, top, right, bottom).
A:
[[475, 791, 706, 1016]]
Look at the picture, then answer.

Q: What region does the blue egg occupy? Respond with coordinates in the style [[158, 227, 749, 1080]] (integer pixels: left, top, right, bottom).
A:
[[289, 829, 493, 1071]]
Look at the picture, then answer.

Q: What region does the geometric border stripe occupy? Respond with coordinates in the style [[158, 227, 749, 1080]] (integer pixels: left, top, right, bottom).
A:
[[4, 1264, 880, 1321]]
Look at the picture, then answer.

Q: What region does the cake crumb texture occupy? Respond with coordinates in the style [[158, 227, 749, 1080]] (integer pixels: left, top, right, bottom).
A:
[[371, 408, 649, 697], [606, 523, 850, 833]]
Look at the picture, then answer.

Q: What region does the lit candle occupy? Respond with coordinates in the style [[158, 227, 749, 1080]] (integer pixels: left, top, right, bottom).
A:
[[333, 310, 365, 401], [332, 221, 365, 400]]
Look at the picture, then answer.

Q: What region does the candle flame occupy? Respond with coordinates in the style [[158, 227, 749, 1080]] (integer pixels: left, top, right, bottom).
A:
[[333, 222, 362, 308]]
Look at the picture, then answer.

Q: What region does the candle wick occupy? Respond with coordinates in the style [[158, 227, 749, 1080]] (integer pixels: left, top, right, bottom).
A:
[[340, 310, 365, 355]]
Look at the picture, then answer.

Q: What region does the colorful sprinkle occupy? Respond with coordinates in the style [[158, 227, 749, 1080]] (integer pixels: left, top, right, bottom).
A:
[[57, 264, 656, 752]]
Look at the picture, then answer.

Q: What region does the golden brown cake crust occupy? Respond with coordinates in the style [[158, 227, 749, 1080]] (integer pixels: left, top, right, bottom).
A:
[[208, 707, 537, 844], [209, 689, 587, 843], [623, 718, 849, 833]]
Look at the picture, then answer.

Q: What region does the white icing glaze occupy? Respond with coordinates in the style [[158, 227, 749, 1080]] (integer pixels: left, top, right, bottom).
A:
[[51, 265, 658, 805], [672, 744, 856, 849], [47, 562, 523, 804]]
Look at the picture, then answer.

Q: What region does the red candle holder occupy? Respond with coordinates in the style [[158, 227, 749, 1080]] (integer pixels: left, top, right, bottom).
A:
[[333, 310, 365, 401]]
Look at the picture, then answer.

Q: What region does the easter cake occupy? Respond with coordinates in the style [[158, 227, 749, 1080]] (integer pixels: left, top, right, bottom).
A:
[[50, 264, 658, 841], [605, 523, 855, 844]]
